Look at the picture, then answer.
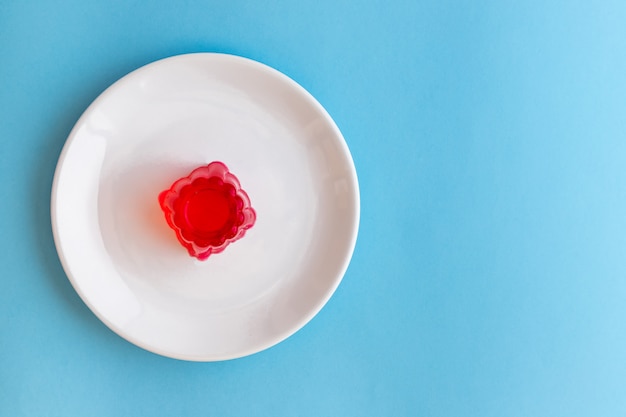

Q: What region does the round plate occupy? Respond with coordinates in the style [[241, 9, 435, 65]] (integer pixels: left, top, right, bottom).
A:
[[51, 53, 359, 361]]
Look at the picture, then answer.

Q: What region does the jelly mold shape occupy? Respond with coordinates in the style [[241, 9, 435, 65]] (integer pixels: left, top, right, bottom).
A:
[[158, 161, 256, 260]]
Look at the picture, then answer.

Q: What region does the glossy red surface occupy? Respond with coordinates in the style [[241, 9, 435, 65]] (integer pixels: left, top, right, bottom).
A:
[[158, 162, 256, 260]]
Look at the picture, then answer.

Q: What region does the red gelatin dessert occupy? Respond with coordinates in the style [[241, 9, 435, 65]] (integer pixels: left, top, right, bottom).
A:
[[158, 161, 256, 260]]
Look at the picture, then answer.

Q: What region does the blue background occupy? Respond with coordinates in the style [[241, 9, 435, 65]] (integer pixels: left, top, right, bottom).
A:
[[1, 1, 626, 415]]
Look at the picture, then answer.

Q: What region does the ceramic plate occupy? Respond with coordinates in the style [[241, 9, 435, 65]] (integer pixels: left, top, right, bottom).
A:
[[51, 53, 359, 361]]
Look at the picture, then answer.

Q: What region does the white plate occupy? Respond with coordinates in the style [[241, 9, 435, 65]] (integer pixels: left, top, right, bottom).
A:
[[51, 53, 359, 361]]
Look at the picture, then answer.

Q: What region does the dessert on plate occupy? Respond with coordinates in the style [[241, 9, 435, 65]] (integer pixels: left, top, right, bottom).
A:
[[158, 161, 256, 260]]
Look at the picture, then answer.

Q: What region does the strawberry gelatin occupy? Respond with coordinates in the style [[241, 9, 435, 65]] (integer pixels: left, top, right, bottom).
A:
[[158, 161, 256, 260]]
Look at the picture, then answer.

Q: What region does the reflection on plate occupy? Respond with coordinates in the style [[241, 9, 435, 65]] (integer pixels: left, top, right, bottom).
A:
[[51, 53, 359, 361]]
